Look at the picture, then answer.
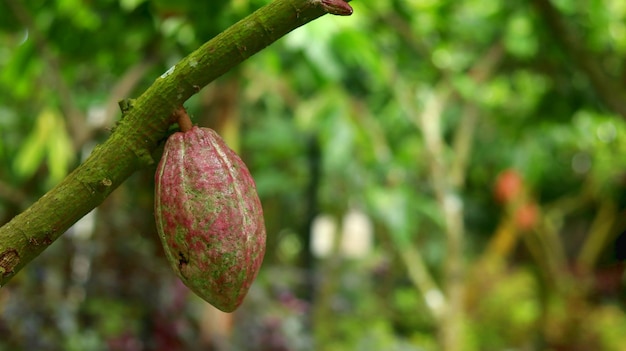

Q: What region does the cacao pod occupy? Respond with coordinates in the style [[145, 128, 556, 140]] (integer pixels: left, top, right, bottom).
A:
[[154, 126, 266, 312]]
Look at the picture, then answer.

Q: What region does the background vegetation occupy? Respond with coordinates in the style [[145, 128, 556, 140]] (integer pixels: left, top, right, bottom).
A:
[[1, 0, 625, 350]]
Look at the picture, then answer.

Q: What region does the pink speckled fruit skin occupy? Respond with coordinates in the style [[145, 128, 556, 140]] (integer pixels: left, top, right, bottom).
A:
[[154, 126, 266, 312]]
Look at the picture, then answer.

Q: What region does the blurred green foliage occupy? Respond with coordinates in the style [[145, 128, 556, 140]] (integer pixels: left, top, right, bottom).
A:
[[1, 0, 625, 350]]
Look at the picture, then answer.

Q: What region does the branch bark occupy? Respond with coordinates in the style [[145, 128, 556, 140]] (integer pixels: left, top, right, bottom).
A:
[[0, 0, 352, 286]]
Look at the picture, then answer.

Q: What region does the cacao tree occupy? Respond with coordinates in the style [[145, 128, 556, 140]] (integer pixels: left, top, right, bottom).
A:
[[0, 0, 351, 286], [2, 0, 626, 350]]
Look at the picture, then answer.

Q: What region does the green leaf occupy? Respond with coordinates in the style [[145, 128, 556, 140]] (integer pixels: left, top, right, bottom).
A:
[[45, 113, 75, 187], [504, 13, 538, 58], [12, 109, 54, 181]]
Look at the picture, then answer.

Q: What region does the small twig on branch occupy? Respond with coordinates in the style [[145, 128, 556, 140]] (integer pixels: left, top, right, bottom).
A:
[[100, 59, 155, 135]]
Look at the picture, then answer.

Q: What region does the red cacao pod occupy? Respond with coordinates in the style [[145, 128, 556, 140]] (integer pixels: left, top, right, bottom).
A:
[[154, 126, 266, 312]]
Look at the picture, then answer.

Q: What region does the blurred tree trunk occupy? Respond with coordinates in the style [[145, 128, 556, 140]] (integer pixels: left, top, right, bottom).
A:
[[532, 0, 626, 119]]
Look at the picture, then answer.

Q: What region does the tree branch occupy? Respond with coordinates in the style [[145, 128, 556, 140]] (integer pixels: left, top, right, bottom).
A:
[[0, 0, 352, 286]]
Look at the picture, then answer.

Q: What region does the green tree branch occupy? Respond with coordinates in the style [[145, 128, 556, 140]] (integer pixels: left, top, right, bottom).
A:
[[0, 0, 352, 286]]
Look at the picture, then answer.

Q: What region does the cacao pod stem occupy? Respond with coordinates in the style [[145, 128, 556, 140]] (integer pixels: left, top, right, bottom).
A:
[[173, 106, 192, 132]]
